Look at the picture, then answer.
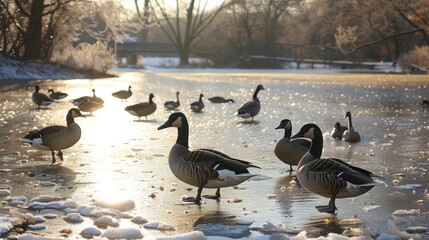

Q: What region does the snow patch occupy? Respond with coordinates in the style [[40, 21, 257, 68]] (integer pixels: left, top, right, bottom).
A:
[[157, 231, 206, 240], [100, 227, 143, 239]]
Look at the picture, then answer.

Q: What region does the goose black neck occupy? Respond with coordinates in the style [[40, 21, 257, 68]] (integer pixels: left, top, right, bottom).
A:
[[253, 87, 261, 99], [199, 95, 203, 102], [176, 118, 189, 148], [309, 128, 323, 158], [149, 95, 154, 103], [347, 114, 353, 129], [176, 93, 180, 104], [283, 128, 292, 139], [66, 112, 75, 126]]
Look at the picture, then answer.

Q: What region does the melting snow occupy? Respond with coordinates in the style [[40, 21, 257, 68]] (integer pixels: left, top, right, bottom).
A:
[[194, 223, 250, 238], [392, 209, 420, 215], [387, 220, 423, 240], [64, 213, 84, 223], [94, 215, 120, 228], [93, 198, 136, 211], [100, 227, 143, 239], [157, 231, 206, 240], [80, 226, 102, 238]]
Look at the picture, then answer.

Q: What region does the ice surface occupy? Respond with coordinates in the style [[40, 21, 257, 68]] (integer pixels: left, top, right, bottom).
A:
[[194, 223, 250, 238], [0, 221, 13, 235], [387, 220, 423, 240], [157, 231, 206, 240], [144, 222, 175, 231]]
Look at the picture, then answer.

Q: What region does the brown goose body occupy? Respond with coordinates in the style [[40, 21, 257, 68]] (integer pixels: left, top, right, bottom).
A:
[[112, 86, 132, 101], [19, 108, 85, 164], [125, 93, 156, 120], [32, 85, 54, 108]]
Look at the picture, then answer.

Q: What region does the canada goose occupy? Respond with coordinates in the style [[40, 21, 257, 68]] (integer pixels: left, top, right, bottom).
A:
[[112, 85, 132, 101], [190, 93, 204, 112], [158, 112, 260, 204], [342, 111, 361, 142], [235, 85, 264, 121], [77, 98, 104, 115], [208, 96, 235, 103], [32, 85, 54, 108], [72, 89, 104, 106], [331, 122, 348, 140], [125, 93, 156, 120], [164, 91, 180, 110], [48, 89, 68, 100], [291, 123, 383, 213], [274, 119, 311, 172], [19, 108, 85, 164]]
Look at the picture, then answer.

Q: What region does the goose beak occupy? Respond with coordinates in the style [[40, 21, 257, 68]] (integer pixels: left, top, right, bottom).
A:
[[158, 121, 171, 130], [275, 124, 282, 130]]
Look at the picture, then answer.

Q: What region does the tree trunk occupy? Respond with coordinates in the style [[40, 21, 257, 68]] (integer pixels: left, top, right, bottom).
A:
[[179, 48, 189, 65], [23, 0, 44, 60]]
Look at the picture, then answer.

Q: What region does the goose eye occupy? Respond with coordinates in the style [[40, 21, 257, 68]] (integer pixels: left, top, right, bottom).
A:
[[172, 117, 182, 128]]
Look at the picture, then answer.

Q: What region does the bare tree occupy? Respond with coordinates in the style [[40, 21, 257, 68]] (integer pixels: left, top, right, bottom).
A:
[[335, 0, 429, 58], [151, 0, 227, 65]]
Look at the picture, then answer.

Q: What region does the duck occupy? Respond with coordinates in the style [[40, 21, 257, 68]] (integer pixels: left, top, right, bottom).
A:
[[125, 93, 156, 120], [208, 96, 235, 103], [48, 89, 68, 100], [164, 91, 180, 110], [32, 85, 54, 108], [19, 108, 85, 164], [72, 89, 104, 106], [190, 93, 204, 112], [235, 85, 264, 121], [157, 112, 260, 204], [330, 122, 348, 140], [342, 111, 361, 142], [274, 119, 311, 172], [291, 123, 383, 213], [112, 85, 132, 101], [77, 98, 104, 115]]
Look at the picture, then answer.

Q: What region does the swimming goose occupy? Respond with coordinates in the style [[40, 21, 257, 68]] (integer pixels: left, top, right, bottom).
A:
[[274, 119, 311, 172], [19, 108, 85, 164], [48, 89, 68, 100], [125, 93, 156, 120], [291, 123, 383, 213], [164, 91, 180, 110], [77, 98, 104, 115], [72, 89, 104, 106], [330, 122, 348, 140], [342, 111, 361, 142], [112, 86, 132, 101], [190, 93, 204, 112], [158, 112, 260, 204], [32, 85, 54, 108], [208, 96, 235, 103], [235, 85, 264, 121]]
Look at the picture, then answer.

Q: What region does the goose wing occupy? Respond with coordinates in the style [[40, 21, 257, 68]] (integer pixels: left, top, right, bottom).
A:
[[198, 148, 260, 169], [184, 149, 256, 175], [290, 137, 311, 149], [21, 125, 66, 140], [237, 100, 259, 114], [305, 158, 376, 185]]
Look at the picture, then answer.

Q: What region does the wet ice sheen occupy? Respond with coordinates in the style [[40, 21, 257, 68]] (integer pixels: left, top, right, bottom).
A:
[[0, 70, 429, 239]]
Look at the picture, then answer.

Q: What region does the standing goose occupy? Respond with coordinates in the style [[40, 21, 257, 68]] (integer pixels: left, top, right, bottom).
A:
[[291, 123, 383, 213], [48, 89, 68, 100], [274, 119, 311, 172], [235, 85, 264, 121], [190, 93, 204, 112], [19, 108, 85, 164], [77, 98, 104, 115], [208, 96, 235, 103], [72, 89, 104, 106], [158, 112, 260, 204], [164, 91, 180, 110], [342, 111, 361, 142], [112, 85, 132, 101], [330, 122, 348, 140], [125, 93, 156, 120], [32, 85, 54, 109]]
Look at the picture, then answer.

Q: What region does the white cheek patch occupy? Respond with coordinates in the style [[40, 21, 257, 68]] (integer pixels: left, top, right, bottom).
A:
[[285, 121, 291, 130], [172, 117, 182, 128], [304, 127, 315, 139]]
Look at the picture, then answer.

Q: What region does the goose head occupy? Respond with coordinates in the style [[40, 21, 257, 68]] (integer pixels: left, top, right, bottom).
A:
[[275, 119, 292, 130], [158, 112, 187, 130], [66, 108, 86, 125], [48, 89, 54, 93], [253, 85, 265, 99], [227, 99, 235, 103], [92, 89, 96, 97], [199, 93, 204, 101], [34, 85, 40, 93], [291, 123, 323, 158], [149, 93, 155, 102], [334, 122, 341, 130], [128, 86, 132, 91], [345, 111, 352, 118]]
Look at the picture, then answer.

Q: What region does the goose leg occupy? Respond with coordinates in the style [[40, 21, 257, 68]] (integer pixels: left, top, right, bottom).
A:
[[316, 196, 337, 214], [203, 188, 221, 201], [50, 151, 56, 164], [288, 165, 293, 172], [57, 150, 64, 161], [182, 187, 203, 205]]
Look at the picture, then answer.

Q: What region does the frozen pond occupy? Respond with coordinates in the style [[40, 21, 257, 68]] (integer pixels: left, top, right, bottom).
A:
[[0, 69, 429, 239]]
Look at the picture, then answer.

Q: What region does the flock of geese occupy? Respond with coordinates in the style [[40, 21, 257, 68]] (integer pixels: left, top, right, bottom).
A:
[[20, 84, 383, 214]]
